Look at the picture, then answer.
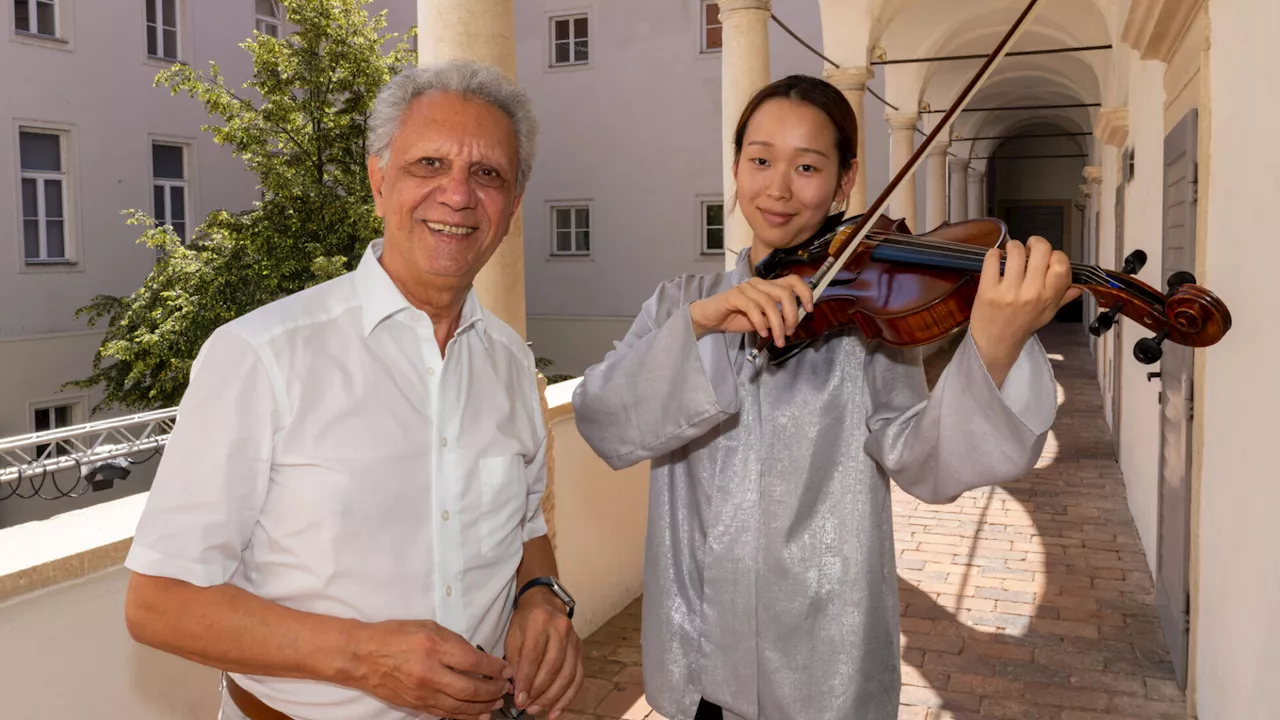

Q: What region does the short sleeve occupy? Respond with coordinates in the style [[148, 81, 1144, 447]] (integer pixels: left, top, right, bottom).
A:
[[521, 429, 550, 543], [521, 364, 550, 543], [124, 325, 279, 587]]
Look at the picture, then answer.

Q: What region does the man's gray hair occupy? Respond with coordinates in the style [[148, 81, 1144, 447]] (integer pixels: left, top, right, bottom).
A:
[[367, 60, 539, 192]]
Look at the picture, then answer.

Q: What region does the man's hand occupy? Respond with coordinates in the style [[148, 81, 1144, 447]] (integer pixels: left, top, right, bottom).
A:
[[503, 589, 583, 719], [970, 236, 1081, 387], [347, 619, 513, 720]]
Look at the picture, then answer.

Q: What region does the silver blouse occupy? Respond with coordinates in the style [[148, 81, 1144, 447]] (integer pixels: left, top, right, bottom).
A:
[[571, 250, 1056, 720]]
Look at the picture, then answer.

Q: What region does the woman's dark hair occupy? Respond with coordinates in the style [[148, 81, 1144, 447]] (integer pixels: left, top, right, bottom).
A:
[[732, 74, 858, 175]]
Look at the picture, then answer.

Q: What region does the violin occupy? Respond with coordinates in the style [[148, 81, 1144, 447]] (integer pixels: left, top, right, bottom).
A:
[[751, 212, 1232, 365], [745, 0, 1231, 366]]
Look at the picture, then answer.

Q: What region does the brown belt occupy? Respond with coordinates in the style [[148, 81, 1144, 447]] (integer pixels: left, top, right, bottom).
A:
[[225, 674, 295, 720]]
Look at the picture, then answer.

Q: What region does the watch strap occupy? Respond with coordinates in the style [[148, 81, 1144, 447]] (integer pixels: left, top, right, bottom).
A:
[[515, 576, 574, 619]]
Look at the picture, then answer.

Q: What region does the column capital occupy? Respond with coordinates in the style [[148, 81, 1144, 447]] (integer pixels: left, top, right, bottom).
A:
[[1079, 184, 1092, 197], [1083, 165, 1103, 184], [716, 0, 771, 17], [885, 110, 919, 131], [926, 141, 950, 157], [1121, 0, 1204, 63], [967, 167, 984, 181], [948, 156, 970, 171], [1094, 107, 1130, 148], [822, 65, 874, 91]]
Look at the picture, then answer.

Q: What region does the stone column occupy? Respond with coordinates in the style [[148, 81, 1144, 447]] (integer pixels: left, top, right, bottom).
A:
[[823, 66, 873, 215], [947, 157, 969, 222], [925, 143, 949, 230], [967, 169, 984, 219], [885, 111, 919, 230], [719, 0, 772, 269], [416, 0, 526, 338]]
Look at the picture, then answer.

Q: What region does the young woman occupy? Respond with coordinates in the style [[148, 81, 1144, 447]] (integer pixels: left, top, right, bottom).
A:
[[571, 75, 1077, 720]]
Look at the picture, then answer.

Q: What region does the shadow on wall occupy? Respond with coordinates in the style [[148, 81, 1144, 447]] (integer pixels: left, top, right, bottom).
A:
[[896, 324, 1183, 717]]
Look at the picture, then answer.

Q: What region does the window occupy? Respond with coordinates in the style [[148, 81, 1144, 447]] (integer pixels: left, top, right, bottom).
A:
[[701, 200, 724, 254], [19, 129, 68, 263], [152, 143, 188, 242], [32, 403, 74, 458], [701, 1, 722, 52], [550, 14, 588, 66], [146, 0, 179, 60], [14, 0, 58, 37], [255, 0, 282, 38], [551, 204, 590, 256]]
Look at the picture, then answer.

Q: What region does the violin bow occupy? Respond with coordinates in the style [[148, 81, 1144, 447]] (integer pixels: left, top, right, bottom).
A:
[[748, 0, 1045, 363]]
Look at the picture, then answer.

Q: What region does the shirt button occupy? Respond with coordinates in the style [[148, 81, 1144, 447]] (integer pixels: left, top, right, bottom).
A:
[[445, 585, 453, 597], [440, 437, 448, 447], [427, 367, 435, 376], [441, 510, 450, 521]]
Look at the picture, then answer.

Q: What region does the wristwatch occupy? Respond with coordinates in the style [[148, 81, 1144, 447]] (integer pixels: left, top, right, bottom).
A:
[[515, 576, 575, 619]]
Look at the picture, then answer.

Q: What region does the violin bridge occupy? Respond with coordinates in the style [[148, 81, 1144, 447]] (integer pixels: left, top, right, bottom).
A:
[[828, 227, 854, 257]]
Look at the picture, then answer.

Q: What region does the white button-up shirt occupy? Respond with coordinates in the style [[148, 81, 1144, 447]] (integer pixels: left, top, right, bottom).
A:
[[126, 239, 548, 720]]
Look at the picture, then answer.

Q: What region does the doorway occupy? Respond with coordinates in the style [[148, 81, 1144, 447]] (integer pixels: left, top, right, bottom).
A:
[[1155, 108, 1198, 689], [1000, 200, 1078, 321]]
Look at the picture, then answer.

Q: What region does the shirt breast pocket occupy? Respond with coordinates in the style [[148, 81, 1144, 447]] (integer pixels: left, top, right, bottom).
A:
[[478, 454, 527, 560]]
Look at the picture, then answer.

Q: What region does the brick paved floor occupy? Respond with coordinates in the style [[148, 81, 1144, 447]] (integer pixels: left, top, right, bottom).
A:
[[563, 324, 1185, 720]]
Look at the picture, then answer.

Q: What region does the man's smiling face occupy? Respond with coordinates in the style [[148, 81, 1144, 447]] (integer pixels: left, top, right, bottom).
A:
[[368, 91, 523, 290]]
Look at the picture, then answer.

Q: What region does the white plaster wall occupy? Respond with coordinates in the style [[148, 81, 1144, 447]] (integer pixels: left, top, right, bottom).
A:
[[1116, 55, 1166, 571], [0, 567, 223, 718], [1194, 2, 1280, 716], [527, 315, 634, 377], [545, 380, 650, 638]]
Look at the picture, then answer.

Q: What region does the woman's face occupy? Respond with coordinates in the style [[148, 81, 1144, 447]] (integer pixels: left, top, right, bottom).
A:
[[733, 97, 855, 258]]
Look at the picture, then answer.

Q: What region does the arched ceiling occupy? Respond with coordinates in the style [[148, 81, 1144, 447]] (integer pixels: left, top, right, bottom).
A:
[[863, 0, 1113, 162]]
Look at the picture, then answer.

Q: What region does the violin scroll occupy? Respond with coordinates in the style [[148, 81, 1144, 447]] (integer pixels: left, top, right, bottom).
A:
[[1083, 267, 1231, 365]]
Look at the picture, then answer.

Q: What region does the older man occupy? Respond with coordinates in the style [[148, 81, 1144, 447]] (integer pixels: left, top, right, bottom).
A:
[[123, 61, 582, 720]]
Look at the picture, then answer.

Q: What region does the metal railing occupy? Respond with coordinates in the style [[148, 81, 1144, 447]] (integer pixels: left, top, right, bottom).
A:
[[0, 409, 178, 487]]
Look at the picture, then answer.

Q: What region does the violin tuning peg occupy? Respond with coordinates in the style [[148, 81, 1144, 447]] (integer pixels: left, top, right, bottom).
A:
[[1133, 329, 1169, 365], [1089, 304, 1123, 337], [1166, 270, 1197, 293], [1122, 250, 1147, 275]]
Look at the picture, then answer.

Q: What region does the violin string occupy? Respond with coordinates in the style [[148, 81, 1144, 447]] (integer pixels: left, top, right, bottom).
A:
[[857, 231, 1115, 286], [851, 231, 1170, 305], [808, 223, 1162, 300]]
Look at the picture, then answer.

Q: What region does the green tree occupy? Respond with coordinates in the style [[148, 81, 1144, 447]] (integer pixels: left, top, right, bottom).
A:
[[65, 0, 415, 412]]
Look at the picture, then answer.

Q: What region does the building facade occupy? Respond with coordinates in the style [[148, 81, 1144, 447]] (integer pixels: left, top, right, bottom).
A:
[[0, 0, 288, 524]]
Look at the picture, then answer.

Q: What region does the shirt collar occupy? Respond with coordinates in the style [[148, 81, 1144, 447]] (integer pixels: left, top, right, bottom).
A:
[[355, 239, 488, 347]]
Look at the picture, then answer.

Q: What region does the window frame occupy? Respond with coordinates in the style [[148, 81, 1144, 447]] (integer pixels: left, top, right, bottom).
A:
[[254, 0, 282, 38], [145, 0, 180, 61], [700, 198, 725, 255], [17, 127, 71, 264], [701, 0, 722, 54], [27, 395, 86, 460], [549, 13, 589, 67], [549, 202, 591, 257], [13, 0, 59, 39], [151, 141, 190, 243]]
